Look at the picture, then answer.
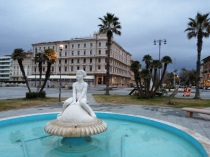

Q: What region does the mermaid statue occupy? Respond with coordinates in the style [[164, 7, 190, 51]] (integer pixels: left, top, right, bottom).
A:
[[44, 70, 107, 137], [58, 70, 96, 120]]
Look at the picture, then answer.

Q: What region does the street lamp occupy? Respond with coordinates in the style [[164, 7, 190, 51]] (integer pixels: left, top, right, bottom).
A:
[[59, 45, 63, 102], [154, 39, 167, 90]]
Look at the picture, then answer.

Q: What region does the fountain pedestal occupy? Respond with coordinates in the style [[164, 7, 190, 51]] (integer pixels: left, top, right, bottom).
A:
[[44, 103, 107, 137]]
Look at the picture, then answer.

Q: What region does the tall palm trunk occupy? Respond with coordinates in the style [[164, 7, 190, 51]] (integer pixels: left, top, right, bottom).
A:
[[105, 32, 112, 95], [18, 60, 31, 93], [40, 62, 52, 92], [38, 62, 42, 92], [152, 64, 167, 96], [195, 30, 203, 99]]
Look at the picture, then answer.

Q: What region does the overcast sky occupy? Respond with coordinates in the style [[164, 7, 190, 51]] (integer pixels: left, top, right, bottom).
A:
[[0, 0, 210, 72]]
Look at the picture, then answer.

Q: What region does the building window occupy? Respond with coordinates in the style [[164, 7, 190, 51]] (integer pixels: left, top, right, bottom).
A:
[[84, 43, 86, 47], [72, 51, 74, 56], [90, 43, 93, 47], [51, 67, 54, 71], [59, 67, 61, 72], [65, 67, 67, 72], [98, 50, 101, 54], [43, 67, 45, 72], [65, 52, 67, 56], [89, 65, 92, 71], [65, 45, 68, 49], [84, 50, 86, 55], [35, 48, 37, 53], [78, 51, 80, 55], [71, 59, 74, 64], [34, 67, 36, 72], [59, 60, 61, 64], [78, 44, 80, 48], [65, 59, 67, 64], [98, 58, 101, 63], [83, 66, 86, 71], [90, 58, 92, 63], [98, 65, 101, 70], [99, 42, 101, 47], [53, 46, 55, 49], [72, 44, 74, 48], [59, 52, 62, 57], [90, 50, 92, 55], [77, 66, 79, 70], [77, 59, 79, 63], [83, 58, 86, 63], [71, 66, 73, 71]]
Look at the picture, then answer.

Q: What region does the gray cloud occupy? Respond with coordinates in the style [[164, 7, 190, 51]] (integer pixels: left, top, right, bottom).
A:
[[0, 0, 210, 72]]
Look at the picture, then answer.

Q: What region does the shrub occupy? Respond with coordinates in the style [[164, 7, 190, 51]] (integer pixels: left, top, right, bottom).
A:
[[26, 91, 46, 99]]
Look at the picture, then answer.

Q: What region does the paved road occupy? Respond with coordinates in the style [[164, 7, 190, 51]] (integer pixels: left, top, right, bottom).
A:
[[0, 86, 210, 99]]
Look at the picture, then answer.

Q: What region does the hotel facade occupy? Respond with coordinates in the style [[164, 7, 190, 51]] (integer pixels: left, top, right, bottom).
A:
[[16, 32, 133, 87]]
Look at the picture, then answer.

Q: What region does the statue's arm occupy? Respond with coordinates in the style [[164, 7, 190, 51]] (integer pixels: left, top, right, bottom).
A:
[[77, 83, 87, 102], [72, 83, 76, 102]]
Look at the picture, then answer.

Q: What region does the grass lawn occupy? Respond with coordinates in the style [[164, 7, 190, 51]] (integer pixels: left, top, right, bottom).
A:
[[0, 95, 210, 112], [93, 94, 210, 108], [0, 97, 67, 112]]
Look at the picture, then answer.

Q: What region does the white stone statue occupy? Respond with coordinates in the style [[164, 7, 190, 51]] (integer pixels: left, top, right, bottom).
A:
[[58, 70, 96, 119], [45, 70, 107, 137]]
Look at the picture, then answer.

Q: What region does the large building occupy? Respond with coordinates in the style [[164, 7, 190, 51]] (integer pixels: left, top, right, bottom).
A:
[[29, 32, 132, 87], [201, 56, 210, 88], [0, 56, 13, 82]]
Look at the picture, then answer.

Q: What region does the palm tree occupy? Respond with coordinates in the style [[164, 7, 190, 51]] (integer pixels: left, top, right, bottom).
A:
[[130, 61, 143, 96], [12, 48, 31, 93], [152, 56, 172, 96], [98, 12, 121, 95], [150, 59, 162, 92], [39, 49, 58, 92], [35, 53, 46, 91], [185, 12, 210, 99], [142, 54, 153, 95]]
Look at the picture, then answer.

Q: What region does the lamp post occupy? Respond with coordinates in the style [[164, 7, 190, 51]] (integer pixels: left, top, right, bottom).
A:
[[154, 39, 167, 90], [59, 45, 63, 102]]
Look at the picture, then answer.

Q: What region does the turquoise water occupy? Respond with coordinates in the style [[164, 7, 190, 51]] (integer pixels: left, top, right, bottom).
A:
[[0, 113, 207, 157]]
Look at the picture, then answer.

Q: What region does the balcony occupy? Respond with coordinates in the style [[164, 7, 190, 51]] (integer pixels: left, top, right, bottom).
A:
[[0, 68, 10, 71]]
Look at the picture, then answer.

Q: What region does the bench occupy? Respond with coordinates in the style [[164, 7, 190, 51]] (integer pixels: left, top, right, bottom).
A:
[[182, 107, 210, 117]]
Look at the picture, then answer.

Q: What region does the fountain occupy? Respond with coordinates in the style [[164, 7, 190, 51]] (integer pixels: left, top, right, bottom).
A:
[[0, 71, 209, 156], [44, 70, 107, 149]]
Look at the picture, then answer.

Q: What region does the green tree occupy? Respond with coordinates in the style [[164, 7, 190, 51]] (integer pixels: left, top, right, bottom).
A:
[[185, 12, 210, 98], [12, 48, 31, 93], [130, 55, 172, 98], [152, 56, 172, 96], [35, 52, 46, 91], [39, 49, 58, 92], [98, 12, 121, 95]]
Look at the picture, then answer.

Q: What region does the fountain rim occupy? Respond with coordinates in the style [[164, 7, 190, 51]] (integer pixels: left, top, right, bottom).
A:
[[0, 111, 209, 156]]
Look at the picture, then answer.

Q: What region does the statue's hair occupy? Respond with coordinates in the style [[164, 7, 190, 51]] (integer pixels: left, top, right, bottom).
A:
[[77, 70, 86, 77]]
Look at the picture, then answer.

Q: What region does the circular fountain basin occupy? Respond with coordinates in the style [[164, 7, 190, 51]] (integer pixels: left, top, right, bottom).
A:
[[0, 112, 209, 157]]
